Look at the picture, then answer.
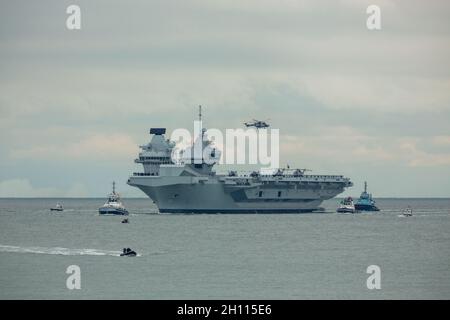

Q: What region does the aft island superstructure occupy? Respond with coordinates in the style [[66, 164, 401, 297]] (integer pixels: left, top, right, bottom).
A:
[[127, 118, 352, 213]]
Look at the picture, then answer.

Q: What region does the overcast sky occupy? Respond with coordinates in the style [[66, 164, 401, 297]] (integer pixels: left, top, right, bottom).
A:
[[0, 0, 449, 197]]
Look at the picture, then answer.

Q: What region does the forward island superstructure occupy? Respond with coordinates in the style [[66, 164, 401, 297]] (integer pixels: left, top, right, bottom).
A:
[[127, 114, 353, 213]]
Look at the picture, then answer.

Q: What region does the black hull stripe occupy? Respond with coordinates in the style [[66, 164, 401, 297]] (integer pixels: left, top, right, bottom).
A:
[[158, 208, 323, 214]]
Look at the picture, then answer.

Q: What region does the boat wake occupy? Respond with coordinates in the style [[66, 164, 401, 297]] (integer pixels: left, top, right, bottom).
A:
[[0, 244, 138, 257]]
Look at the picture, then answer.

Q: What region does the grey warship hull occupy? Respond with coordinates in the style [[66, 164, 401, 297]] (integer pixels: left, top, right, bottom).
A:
[[128, 171, 349, 214], [132, 185, 324, 213]]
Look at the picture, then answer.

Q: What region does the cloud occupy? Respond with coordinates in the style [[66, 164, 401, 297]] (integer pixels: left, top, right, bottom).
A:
[[352, 146, 393, 161], [432, 135, 450, 146], [0, 178, 88, 197], [280, 130, 450, 168], [301, 75, 450, 112], [10, 133, 138, 162], [65, 182, 89, 198], [400, 141, 450, 167], [0, 0, 449, 196]]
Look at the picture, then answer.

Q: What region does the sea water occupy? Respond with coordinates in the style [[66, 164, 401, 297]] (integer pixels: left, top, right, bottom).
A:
[[0, 198, 449, 299]]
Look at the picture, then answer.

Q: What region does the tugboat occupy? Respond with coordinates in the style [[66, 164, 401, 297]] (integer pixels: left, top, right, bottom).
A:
[[50, 203, 64, 211], [99, 182, 129, 215], [336, 197, 356, 213], [120, 248, 137, 257], [354, 182, 380, 211]]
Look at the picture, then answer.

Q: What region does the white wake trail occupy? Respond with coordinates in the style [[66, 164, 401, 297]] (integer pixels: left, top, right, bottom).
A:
[[0, 244, 124, 257]]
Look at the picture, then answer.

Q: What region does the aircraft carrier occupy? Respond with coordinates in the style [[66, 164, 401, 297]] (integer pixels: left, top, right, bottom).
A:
[[127, 113, 353, 213]]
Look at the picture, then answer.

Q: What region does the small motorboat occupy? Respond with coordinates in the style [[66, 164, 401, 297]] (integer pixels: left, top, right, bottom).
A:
[[99, 181, 129, 215], [337, 197, 356, 213], [121, 218, 129, 224], [402, 207, 413, 217], [50, 203, 64, 211], [120, 248, 137, 257]]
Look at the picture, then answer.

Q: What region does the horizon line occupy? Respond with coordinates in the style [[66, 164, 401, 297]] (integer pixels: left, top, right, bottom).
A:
[[1, 197, 449, 200]]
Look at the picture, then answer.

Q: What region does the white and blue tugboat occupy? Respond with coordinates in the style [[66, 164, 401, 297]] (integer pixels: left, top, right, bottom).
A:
[[354, 182, 380, 211], [99, 182, 129, 215]]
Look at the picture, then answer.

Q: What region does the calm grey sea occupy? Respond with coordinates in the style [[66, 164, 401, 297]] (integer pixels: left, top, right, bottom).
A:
[[0, 198, 449, 299]]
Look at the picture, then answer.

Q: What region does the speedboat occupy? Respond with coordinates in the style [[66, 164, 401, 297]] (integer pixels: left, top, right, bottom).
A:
[[354, 182, 380, 211], [99, 182, 129, 215], [402, 207, 413, 217], [121, 218, 129, 223], [337, 197, 356, 213], [50, 203, 64, 211], [120, 248, 137, 257]]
